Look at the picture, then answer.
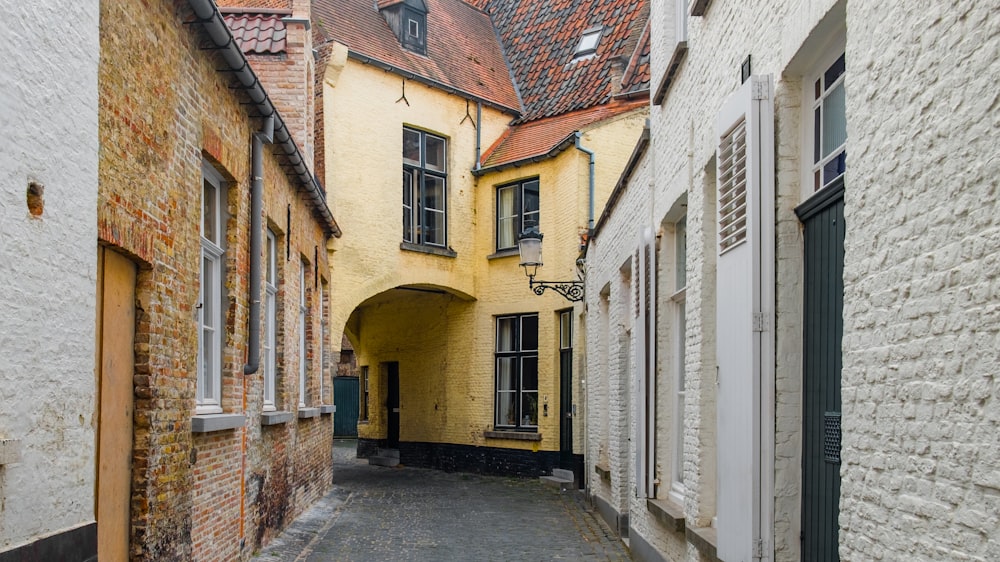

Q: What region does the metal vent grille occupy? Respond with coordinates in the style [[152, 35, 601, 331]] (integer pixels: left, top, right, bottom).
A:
[[718, 118, 748, 254], [824, 412, 841, 464]]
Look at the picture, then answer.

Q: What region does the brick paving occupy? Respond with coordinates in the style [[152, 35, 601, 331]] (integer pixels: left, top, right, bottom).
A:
[[252, 440, 631, 561]]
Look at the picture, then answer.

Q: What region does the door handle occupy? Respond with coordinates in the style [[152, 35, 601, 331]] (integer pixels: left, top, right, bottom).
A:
[[392, 408, 400, 413]]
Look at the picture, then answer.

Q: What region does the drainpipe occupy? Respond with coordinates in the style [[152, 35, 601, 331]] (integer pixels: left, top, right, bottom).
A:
[[574, 132, 596, 234], [475, 102, 483, 170], [244, 115, 274, 375]]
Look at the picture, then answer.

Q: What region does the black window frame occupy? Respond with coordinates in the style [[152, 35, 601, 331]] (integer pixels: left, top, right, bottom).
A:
[[403, 127, 448, 248], [494, 313, 539, 431], [495, 178, 539, 251]]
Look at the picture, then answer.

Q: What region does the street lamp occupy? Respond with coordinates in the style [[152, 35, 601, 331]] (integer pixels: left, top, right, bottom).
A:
[[517, 229, 584, 302]]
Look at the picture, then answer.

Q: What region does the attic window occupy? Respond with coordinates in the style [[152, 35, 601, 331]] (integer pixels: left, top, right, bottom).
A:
[[401, 6, 426, 54], [574, 27, 603, 59]]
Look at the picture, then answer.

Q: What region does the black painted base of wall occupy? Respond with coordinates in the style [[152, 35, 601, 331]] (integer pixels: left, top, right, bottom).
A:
[[629, 528, 668, 562], [397, 441, 562, 478], [0, 522, 97, 562], [357, 438, 385, 458]]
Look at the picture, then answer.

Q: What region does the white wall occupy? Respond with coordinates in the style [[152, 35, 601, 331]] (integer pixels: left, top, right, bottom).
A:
[[0, 2, 100, 550]]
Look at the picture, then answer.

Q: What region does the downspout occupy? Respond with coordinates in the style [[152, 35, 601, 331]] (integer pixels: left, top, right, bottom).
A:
[[475, 102, 483, 170], [244, 115, 274, 375], [574, 132, 596, 234]]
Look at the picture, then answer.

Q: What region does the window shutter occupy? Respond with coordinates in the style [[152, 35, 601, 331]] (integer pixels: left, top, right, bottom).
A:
[[715, 75, 775, 561], [634, 227, 657, 498]]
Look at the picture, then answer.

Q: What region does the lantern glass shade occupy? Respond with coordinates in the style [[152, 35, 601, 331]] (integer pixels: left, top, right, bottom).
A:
[[518, 230, 543, 277]]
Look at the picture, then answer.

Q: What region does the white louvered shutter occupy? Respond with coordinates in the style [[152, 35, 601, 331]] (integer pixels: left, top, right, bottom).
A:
[[715, 75, 775, 562]]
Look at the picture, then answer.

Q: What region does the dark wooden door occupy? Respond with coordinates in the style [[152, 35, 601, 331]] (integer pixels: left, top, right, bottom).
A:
[[387, 362, 400, 448], [333, 377, 359, 437], [796, 178, 845, 561], [558, 311, 573, 470]]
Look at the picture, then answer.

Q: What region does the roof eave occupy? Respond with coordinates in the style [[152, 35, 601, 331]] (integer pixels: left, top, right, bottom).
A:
[[472, 132, 578, 177]]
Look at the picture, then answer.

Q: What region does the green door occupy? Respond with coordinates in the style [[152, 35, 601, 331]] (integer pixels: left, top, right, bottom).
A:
[[796, 177, 844, 561], [333, 377, 359, 437]]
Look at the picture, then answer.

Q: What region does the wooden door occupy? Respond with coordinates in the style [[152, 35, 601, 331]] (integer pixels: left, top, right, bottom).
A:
[[96, 247, 136, 562], [386, 362, 400, 448], [797, 178, 845, 561]]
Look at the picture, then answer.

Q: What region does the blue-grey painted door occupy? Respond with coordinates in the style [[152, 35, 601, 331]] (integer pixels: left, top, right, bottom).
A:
[[797, 177, 844, 561], [333, 377, 359, 437]]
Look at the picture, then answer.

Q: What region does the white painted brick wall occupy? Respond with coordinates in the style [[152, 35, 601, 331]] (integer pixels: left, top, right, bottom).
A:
[[840, 2, 1000, 560], [0, 2, 99, 551]]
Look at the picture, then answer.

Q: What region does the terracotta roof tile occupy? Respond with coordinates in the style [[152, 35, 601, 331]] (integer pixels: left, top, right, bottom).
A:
[[217, 0, 291, 9], [620, 20, 650, 95], [483, 0, 649, 122], [480, 99, 647, 169], [224, 13, 287, 55], [313, 0, 521, 113]]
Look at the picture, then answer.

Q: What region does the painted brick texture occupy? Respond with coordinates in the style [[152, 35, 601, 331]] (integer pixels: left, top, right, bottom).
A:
[[0, 1, 100, 553], [98, 1, 332, 560]]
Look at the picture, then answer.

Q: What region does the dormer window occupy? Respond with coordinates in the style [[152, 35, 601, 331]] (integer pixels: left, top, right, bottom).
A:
[[379, 0, 428, 55], [574, 27, 603, 60]]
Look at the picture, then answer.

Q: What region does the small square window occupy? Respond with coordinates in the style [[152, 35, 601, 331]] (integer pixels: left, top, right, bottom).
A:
[[408, 18, 420, 39], [574, 28, 602, 58]]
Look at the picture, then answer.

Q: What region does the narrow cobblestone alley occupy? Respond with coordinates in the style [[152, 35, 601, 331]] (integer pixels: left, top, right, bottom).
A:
[[252, 440, 631, 561]]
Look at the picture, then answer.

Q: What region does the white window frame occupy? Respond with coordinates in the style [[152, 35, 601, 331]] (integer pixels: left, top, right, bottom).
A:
[[402, 127, 448, 248], [319, 280, 326, 404], [669, 215, 687, 505], [675, 0, 689, 43], [263, 229, 277, 412], [198, 163, 225, 414], [496, 178, 540, 251], [299, 260, 308, 408], [801, 40, 847, 201]]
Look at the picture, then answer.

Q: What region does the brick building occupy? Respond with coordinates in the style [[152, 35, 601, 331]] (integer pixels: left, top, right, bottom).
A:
[[584, 0, 999, 561], [315, 0, 649, 480], [96, 0, 338, 560]]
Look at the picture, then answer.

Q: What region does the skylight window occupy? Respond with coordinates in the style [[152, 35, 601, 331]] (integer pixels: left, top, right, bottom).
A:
[[574, 27, 603, 59]]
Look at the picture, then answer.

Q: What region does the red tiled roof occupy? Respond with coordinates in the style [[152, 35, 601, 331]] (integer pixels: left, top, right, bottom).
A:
[[483, 0, 649, 122], [312, 0, 521, 113], [217, 0, 291, 10], [620, 21, 651, 96], [479, 99, 648, 170], [224, 13, 287, 55]]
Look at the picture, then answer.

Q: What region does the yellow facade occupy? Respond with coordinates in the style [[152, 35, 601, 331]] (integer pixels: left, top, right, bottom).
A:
[[323, 46, 647, 465]]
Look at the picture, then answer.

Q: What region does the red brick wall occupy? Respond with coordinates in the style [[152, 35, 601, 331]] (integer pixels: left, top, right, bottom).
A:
[[98, 1, 332, 560]]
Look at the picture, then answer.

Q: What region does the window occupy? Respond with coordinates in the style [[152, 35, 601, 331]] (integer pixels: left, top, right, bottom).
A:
[[809, 52, 846, 192], [402, 128, 447, 247], [298, 260, 308, 408], [263, 229, 278, 412], [670, 216, 687, 503], [495, 314, 538, 430], [496, 178, 539, 250], [319, 280, 327, 404], [402, 7, 426, 54], [198, 163, 225, 414], [360, 366, 370, 421], [574, 27, 602, 59]]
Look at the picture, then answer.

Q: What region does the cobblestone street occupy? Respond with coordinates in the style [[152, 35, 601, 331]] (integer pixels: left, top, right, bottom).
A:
[[252, 440, 630, 561]]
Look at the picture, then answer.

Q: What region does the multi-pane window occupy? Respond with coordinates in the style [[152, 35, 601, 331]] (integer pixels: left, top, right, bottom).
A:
[[198, 163, 225, 414], [360, 366, 370, 421], [403, 128, 447, 247], [298, 260, 308, 408], [263, 229, 278, 411], [810, 52, 846, 192], [496, 178, 539, 251], [495, 314, 539, 430], [670, 216, 688, 502]]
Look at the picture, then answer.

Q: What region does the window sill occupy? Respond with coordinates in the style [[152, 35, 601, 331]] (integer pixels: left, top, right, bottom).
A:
[[298, 407, 320, 419], [647, 498, 685, 533], [652, 41, 688, 106], [486, 248, 519, 260], [484, 430, 541, 442], [400, 241, 457, 258], [192, 413, 246, 433], [686, 525, 719, 562], [319, 404, 336, 415], [594, 463, 611, 483], [261, 411, 294, 426]]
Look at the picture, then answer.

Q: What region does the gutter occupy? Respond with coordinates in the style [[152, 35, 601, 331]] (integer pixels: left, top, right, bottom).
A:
[[348, 51, 520, 118], [574, 132, 596, 234], [244, 115, 273, 375], [186, 0, 341, 238]]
